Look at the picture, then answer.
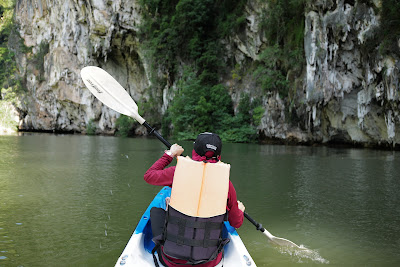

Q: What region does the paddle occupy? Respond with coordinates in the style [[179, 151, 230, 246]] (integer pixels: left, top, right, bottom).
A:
[[244, 212, 304, 249], [81, 65, 303, 250], [80, 66, 171, 148]]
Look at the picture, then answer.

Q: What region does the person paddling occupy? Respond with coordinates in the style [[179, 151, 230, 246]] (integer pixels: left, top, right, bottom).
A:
[[144, 132, 245, 267]]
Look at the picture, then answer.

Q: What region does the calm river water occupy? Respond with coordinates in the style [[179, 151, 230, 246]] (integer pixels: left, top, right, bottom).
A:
[[0, 134, 399, 266]]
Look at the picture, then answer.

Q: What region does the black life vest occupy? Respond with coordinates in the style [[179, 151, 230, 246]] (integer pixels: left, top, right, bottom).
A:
[[161, 206, 229, 265], [152, 156, 231, 266]]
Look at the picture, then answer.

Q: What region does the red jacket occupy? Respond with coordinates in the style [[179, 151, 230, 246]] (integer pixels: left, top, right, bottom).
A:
[[144, 150, 244, 267]]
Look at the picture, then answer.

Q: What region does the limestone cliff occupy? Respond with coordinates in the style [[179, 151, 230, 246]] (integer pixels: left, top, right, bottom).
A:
[[302, 0, 400, 146], [14, 0, 147, 134], [11, 0, 400, 147]]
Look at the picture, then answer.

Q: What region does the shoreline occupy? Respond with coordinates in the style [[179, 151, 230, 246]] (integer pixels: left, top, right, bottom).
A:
[[5, 130, 399, 151]]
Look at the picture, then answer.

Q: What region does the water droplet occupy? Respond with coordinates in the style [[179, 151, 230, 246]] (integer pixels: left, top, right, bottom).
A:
[[110, 190, 113, 195], [16, 223, 22, 225], [108, 215, 111, 220], [105, 230, 107, 236]]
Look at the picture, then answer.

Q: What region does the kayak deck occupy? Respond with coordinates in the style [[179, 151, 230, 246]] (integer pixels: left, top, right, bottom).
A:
[[115, 186, 256, 266]]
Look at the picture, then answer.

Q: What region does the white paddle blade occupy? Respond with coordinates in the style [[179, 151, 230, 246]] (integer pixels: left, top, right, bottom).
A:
[[262, 229, 303, 249], [81, 66, 145, 124], [270, 236, 302, 249]]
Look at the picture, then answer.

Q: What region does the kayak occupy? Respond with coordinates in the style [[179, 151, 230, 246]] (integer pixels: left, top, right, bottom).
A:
[[115, 186, 257, 266]]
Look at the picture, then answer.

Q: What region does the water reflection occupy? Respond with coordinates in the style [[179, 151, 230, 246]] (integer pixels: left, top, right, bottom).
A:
[[292, 147, 400, 265], [0, 136, 399, 266]]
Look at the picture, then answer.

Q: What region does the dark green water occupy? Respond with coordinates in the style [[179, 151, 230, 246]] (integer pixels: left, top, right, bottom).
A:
[[0, 134, 399, 266]]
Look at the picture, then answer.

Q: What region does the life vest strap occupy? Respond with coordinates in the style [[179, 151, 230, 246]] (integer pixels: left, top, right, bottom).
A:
[[165, 207, 225, 248], [168, 215, 222, 230], [165, 232, 220, 248]]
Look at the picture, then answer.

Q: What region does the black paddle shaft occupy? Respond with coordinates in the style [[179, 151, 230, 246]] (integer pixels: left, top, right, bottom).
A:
[[143, 121, 172, 149], [244, 212, 266, 232]]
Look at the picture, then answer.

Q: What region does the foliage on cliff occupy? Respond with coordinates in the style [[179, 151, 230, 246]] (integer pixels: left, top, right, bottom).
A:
[[255, 0, 305, 98], [0, 0, 18, 99], [379, 0, 400, 56], [358, 0, 400, 57], [0, 0, 19, 131], [139, 0, 247, 85], [165, 68, 257, 142], [139, 0, 258, 142]]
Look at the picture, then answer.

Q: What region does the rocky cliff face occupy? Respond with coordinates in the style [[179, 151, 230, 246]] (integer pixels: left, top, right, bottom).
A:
[[12, 0, 399, 147], [302, 0, 400, 146], [14, 0, 148, 134]]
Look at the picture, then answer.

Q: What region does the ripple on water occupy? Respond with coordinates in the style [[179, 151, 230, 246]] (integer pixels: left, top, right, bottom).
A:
[[277, 245, 330, 264]]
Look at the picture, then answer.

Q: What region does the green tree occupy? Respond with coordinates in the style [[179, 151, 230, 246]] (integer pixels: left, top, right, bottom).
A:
[[0, 0, 27, 100], [169, 69, 256, 142], [254, 45, 289, 95], [86, 119, 96, 135], [116, 115, 135, 137], [254, 0, 306, 98], [0, 0, 16, 98], [138, 0, 256, 142], [379, 0, 400, 56]]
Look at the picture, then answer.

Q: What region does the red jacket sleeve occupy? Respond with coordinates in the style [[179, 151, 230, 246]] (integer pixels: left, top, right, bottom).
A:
[[144, 153, 176, 186], [226, 181, 244, 228]]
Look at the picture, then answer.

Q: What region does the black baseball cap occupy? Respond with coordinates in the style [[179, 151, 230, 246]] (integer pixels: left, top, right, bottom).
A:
[[193, 132, 222, 157]]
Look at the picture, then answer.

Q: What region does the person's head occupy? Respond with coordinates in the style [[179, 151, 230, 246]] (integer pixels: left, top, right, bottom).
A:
[[193, 132, 222, 160]]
